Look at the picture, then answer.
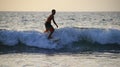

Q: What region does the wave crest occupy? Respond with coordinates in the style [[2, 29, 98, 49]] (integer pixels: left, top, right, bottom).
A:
[[0, 27, 120, 49]]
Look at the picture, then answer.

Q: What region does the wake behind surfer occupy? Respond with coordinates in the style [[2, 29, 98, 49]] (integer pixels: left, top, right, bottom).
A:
[[44, 9, 58, 39]]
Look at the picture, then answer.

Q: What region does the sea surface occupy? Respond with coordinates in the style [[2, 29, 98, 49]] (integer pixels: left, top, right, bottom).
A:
[[0, 12, 120, 53]]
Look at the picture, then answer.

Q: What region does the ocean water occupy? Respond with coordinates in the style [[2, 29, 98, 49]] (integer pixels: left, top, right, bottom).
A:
[[0, 12, 120, 52]]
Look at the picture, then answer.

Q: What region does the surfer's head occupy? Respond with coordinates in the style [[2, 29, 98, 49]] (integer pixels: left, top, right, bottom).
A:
[[52, 9, 56, 15]]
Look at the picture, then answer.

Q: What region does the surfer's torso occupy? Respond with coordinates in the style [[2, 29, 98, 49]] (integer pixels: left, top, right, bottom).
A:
[[45, 14, 54, 29]]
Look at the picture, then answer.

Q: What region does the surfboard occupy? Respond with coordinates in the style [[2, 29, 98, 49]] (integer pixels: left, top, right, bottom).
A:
[[44, 32, 60, 43], [50, 37, 60, 43]]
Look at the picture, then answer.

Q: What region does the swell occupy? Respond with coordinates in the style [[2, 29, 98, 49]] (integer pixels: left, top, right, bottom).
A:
[[0, 27, 120, 49]]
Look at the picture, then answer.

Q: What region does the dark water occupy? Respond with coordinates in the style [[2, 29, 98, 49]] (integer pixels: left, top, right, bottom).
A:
[[0, 38, 120, 55]]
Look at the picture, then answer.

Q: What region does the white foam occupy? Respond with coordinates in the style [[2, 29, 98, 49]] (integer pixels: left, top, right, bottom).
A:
[[54, 27, 120, 45], [1, 27, 120, 49], [19, 31, 57, 49], [0, 30, 57, 49]]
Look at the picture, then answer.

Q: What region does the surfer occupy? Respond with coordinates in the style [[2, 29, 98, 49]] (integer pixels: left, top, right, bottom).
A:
[[44, 9, 58, 39]]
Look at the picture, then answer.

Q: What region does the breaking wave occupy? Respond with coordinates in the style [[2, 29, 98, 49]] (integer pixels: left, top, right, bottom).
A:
[[0, 27, 120, 49]]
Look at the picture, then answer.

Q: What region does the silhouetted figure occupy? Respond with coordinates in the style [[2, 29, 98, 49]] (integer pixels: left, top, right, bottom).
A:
[[44, 9, 58, 39]]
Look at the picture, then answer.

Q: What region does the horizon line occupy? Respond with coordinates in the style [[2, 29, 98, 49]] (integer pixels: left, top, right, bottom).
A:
[[0, 10, 120, 12]]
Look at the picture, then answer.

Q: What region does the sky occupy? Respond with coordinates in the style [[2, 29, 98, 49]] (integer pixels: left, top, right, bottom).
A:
[[0, 0, 120, 12]]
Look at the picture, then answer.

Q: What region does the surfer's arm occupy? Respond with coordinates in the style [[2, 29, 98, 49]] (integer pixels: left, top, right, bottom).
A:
[[53, 17, 58, 28]]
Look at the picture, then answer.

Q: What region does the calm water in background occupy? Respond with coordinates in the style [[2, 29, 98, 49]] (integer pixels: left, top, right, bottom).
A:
[[0, 12, 120, 31]]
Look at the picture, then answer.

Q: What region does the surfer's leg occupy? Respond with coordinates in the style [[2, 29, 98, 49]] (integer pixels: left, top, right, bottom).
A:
[[44, 29, 49, 33], [48, 28, 54, 39], [44, 22, 49, 33]]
